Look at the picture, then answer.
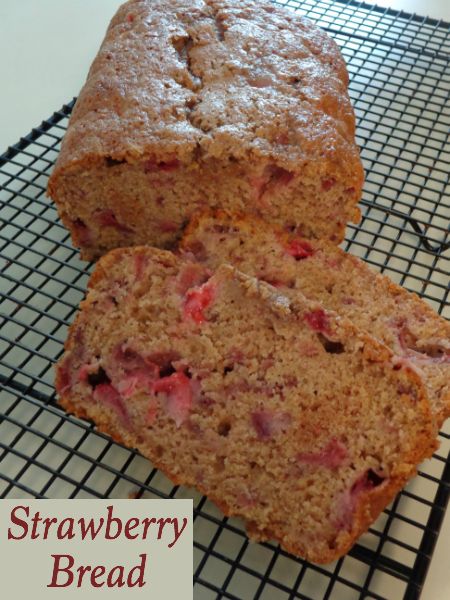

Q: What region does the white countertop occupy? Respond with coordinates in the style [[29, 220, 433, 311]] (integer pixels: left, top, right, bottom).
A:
[[1, 1, 449, 599]]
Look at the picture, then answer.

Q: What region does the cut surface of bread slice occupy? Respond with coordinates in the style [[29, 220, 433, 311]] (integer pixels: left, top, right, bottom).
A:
[[55, 247, 434, 563], [181, 211, 450, 428]]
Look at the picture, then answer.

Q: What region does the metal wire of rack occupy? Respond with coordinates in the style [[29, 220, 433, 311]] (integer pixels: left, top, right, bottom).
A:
[[0, 0, 449, 598]]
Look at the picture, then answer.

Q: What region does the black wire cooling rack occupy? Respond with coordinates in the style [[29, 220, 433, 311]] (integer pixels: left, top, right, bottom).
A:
[[1, 0, 449, 598]]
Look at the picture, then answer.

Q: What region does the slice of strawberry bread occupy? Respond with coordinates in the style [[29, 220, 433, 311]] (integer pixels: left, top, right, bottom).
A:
[[47, 0, 363, 260], [55, 247, 435, 563], [181, 211, 450, 428]]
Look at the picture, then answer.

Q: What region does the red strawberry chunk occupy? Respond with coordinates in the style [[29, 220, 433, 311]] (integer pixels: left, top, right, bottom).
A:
[[412, 349, 438, 366], [176, 263, 210, 295], [112, 344, 160, 377], [334, 469, 386, 530], [144, 158, 180, 173], [93, 383, 130, 428], [184, 280, 216, 324], [77, 367, 88, 383], [72, 219, 92, 246], [78, 363, 95, 383], [270, 166, 295, 186], [397, 383, 418, 400], [181, 239, 207, 262], [158, 220, 178, 233], [236, 491, 258, 507], [95, 209, 133, 234], [275, 132, 289, 145], [249, 165, 294, 204], [117, 369, 157, 399], [145, 350, 181, 369], [263, 279, 284, 288], [249, 175, 269, 201], [153, 372, 193, 427], [251, 411, 272, 440], [297, 438, 347, 470], [286, 239, 314, 260], [251, 410, 291, 440], [299, 343, 320, 357], [393, 320, 450, 365], [304, 309, 330, 334], [433, 353, 450, 364], [56, 360, 72, 394], [321, 177, 336, 191]]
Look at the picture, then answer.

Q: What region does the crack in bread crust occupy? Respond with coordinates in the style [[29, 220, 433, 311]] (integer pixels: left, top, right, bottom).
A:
[[47, 0, 364, 257]]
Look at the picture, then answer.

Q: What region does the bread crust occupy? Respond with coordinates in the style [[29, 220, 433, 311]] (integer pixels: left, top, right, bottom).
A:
[[49, 0, 361, 173], [47, 0, 364, 256]]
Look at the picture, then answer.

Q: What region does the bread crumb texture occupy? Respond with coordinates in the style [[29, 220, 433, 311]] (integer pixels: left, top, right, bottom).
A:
[[181, 210, 450, 428], [55, 247, 435, 563]]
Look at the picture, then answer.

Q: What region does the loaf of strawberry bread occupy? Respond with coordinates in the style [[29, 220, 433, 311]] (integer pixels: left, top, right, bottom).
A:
[[55, 246, 435, 563], [181, 211, 450, 428], [47, 0, 363, 260]]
